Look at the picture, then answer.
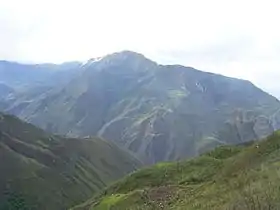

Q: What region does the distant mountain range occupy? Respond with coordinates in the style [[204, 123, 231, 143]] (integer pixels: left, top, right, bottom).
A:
[[0, 112, 141, 210], [0, 60, 81, 88], [1, 51, 280, 164]]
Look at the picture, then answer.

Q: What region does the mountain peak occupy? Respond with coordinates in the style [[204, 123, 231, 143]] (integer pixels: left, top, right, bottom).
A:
[[83, 50, 156, 68], [109, 50, 145, 57], [102, 50, 151, 63]]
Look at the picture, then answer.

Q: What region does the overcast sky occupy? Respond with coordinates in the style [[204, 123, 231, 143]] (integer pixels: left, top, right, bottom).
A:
[[1, 0, 280, 98]]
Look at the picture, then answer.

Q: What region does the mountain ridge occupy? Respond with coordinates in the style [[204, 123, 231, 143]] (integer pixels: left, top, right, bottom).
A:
[[1, 51, 280, 164]]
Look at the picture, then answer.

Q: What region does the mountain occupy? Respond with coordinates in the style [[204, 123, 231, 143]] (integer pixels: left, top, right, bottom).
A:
[[0, 83, 14, 101], [0, 112, 141, 210], [72, 131, 280, 210], [2, 51, 280, 164], [0, 60, 81, 89]]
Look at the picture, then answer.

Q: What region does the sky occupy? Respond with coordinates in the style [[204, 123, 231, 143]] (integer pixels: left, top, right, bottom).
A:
[[1, 0, 280, 98]]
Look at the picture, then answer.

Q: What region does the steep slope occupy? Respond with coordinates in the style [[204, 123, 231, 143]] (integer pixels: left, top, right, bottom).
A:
[[0, 113, 141, 210], [2, 51, 280, 163], [0, 83, 14, 110], [73, 131, 280, 210], [0, 83, 14, 98]]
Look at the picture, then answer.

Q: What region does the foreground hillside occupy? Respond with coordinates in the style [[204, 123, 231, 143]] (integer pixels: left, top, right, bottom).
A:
[[2, 51, 280, 164], [74, 131, 280, 210], [0, 113, 141, 210]]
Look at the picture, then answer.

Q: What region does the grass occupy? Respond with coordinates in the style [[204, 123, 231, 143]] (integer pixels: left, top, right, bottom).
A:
[[73, 131, 280, 210], [93, 194, 127, 210]]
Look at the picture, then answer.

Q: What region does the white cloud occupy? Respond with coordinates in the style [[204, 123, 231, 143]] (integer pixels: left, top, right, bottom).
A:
[[0, 0, 280, 98]]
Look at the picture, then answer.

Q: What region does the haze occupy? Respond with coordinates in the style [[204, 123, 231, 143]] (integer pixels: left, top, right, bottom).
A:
[[1, 0, 279, 98]]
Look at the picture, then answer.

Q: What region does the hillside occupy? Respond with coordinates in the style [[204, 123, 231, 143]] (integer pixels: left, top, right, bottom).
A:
[[0, 83, 14, 110], [1, 51, 280, 163], [73, 131, 280, 210], [0, 83, 14, 98], [0, 113, 141, 210]]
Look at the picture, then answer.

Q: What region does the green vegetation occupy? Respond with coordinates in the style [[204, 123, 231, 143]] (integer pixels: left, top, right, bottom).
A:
[[73, 131, 280, 210], [0, 113, 141, 210]]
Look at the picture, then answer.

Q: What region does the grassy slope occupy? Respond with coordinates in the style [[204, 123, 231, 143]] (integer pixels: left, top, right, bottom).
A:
[[0, 113, 141, 210], [74, 131, 280, 210]]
